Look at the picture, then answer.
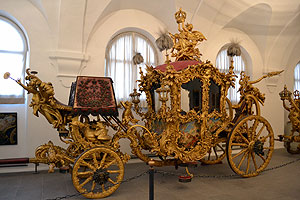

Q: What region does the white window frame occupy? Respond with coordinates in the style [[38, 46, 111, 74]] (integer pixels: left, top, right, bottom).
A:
[[0, 15, 28, 104], [294, 62, 300, 92], [105, 31, 158, 105]]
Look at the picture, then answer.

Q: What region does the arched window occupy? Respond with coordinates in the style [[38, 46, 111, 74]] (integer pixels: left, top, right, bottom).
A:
[[105, 31, 157, 104], [294, 61, 300, 91], [0, 16, 28, 104], [216, 48, 245, 103]]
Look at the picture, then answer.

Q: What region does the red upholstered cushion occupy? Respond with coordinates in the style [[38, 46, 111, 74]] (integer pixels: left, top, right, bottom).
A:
[[155, 60, 201, 72], [73, 76, 118, 116]]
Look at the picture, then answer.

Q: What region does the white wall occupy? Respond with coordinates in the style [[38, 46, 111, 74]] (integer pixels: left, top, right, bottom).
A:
[[1, 0, 299, 172]]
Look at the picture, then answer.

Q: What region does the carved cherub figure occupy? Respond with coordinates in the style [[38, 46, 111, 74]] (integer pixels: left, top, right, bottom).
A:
[[46, 141, 65, 173]]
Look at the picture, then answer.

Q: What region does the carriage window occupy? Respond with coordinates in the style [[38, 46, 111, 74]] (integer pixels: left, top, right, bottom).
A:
[[153, 88, 171, 113], [105, 31, 157, 106], [216, 49, 245, 104], [150, 83, 161, 112], [208, 79, 221, 113], [181, 78, 202, 113]]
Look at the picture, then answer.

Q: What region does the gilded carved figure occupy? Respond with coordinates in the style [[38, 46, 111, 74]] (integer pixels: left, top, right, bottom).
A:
[[16, 69, 69, 130], [170, 8, 206, 61], [120, 101, 139, 126]]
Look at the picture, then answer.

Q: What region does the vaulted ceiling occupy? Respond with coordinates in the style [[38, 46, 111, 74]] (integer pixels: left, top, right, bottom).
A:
[[28, 0, 300, 68]]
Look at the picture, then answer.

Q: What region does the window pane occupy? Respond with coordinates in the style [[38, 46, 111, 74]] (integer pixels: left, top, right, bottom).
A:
[[0, 53, 24, 95], [0, 19, 24, 52], [106, 31, 157, 104], [294, 62, 300, 91]]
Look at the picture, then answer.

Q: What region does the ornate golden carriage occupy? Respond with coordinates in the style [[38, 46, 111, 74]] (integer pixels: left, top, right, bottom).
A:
[[279, 86, 300, 154], [5, 9, 281, 199]]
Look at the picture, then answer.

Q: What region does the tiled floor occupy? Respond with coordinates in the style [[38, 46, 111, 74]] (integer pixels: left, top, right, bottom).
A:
[[0, 148, 299, 200]]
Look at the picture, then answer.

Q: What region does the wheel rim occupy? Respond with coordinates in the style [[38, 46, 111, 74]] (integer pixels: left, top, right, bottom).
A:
[[200, 137, 226, 165], [227, 115, 274, 177], [72, 147, 124, 199]]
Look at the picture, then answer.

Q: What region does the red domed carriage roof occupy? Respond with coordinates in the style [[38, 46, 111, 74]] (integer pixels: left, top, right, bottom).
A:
[[155, 60, 202, 72]]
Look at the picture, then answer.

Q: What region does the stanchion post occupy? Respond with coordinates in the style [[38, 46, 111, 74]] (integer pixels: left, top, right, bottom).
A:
[[34, 163, 39, 174], [148, 159, 155, 200]]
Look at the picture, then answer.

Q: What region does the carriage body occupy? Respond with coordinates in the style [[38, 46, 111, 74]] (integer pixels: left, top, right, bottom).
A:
[[135, 60, 235, 162]]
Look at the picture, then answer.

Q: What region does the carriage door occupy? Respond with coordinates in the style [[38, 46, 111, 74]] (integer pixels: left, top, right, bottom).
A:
[[208, 79, 221, 113]]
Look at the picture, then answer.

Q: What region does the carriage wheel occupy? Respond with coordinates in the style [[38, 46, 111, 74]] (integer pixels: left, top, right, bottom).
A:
[[72, 146, 124, 199], [286, 131, 300, 154], [226, 115, 274, 177], [200, 137, 226, 165]]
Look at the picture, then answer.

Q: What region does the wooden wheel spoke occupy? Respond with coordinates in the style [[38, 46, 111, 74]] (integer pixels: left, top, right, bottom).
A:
[[207, 150, 211, 160], [251, 120, 259, 133], [101, 184, 106, 192], [255, 124, 266, 141], [232, 148, 248, 159], [99, 153, 107, 169], [78, 171, 94, 177], [258, 153, 266, 162], [245, 122, 249, 132], [237, 151, 248, 169], [251, 152, 258, 171], [259, 133, 272, 143], [91, 181, 96, 192], [79, 176, 93, 188], [108, 178, 117, 185], [104, 159, 117, 168], [246, 152, 251, 174], [231, 142, 248, 147], [81, 160, 96, 171], [107, 169, 121, 174], [217, 144, 225, 152], [213, 147, 219, 159], [245, 122, 250, 139], [93, 153, 99, 169], [237, 131, 249, 144]]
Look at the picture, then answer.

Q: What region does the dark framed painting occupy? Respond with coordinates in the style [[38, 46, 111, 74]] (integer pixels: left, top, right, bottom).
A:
[[0, 113, 17, 145]]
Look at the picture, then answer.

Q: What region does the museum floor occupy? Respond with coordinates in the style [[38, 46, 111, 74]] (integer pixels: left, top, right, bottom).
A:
[[0, 148, 299, 200]]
